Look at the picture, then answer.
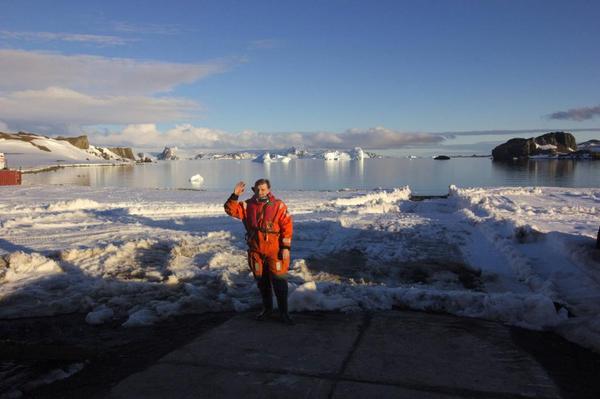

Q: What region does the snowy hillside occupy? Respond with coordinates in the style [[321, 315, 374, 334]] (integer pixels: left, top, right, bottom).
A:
[[0, 132, 134, 170], [579, 139, 600, 153], [0, 185, 599, 353]]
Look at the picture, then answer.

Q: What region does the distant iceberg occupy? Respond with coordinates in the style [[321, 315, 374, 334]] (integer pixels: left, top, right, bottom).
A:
[[323, 151, 351, 161], [351, 147, 365, 160], [322, 147, 366, 161], [254, 152, 273, 163], [189, 174, 204, 185], [254, 152, 292, 163]]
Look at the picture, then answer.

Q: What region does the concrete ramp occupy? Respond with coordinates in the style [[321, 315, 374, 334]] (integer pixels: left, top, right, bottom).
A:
[[107, 311, 566, 399]]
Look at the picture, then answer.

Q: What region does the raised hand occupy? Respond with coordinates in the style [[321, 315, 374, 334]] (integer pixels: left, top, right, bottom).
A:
[[234, 181, 246, 196]]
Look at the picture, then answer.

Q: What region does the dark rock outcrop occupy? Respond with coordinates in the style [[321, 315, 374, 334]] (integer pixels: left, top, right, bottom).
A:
[[137, 153, 154, 163], [492, 138, 536, 160], [157, 147, 179, 160], [56, 135, 90, 150], [492, 132, 577, 161], [534, 132, 577, 152], [434, 155, 451, 160], [108, 147, 136, 160]]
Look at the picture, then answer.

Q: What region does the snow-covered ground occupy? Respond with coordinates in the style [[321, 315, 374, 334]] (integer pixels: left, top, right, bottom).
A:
[[0, 185, 599, 352]]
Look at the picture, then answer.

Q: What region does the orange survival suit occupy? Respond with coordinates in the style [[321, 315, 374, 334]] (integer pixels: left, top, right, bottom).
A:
[[224, 191, 293, 278], [225, 190, 294, 321]]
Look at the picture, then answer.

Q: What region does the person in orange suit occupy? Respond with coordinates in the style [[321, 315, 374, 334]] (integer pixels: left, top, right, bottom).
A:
[[224, 178, 294, 324]]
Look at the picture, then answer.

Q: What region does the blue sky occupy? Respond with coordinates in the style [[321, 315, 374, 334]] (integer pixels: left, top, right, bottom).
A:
[[0, 0, 598, 152]]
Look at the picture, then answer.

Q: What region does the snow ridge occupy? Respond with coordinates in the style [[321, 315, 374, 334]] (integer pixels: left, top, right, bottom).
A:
[[1, 185, 599, 352]]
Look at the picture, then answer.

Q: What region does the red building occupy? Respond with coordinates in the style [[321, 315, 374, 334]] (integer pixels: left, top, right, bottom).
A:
[[0, 153, 22, 185], [0, 170, 22, 185]]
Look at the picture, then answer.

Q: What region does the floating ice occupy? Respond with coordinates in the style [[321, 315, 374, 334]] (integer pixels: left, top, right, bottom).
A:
[[189, 174, 204, 185]]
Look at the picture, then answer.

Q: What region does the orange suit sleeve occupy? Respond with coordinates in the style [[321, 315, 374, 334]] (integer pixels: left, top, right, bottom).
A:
[[277, 201, 293, 249], [224, 194, 247, 221]]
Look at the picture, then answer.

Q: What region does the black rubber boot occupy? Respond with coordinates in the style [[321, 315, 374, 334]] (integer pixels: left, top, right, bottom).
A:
[[273, 277, 294, 325], [256, 273, 273, 321]]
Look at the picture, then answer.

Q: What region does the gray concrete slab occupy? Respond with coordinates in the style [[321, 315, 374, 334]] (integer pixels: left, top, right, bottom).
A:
[[160, 312, 362, 375], [107, 363, 332, 399], [344, 311, 561, 398], [107, 310, 596, 399], [332, 381, 471, 399]]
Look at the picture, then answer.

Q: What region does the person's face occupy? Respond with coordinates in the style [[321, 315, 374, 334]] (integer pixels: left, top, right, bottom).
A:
[[255, 183, 270, 197]]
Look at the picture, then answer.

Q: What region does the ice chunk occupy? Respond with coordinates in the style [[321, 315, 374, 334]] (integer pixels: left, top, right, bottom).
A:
[[189, 174, 204, 185], [85, 304, 114, 325], [122, 308, 158, 327]]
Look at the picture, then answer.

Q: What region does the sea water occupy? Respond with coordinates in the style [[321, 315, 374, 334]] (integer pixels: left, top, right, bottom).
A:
[[22, 158, 600, 195]]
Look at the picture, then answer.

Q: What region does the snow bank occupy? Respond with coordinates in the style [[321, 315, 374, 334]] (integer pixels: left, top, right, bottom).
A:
[[329, 187, 411, 213], [2, 252, 63, 282], [1, 185, 599, 352], [47, 199, 101, 212], [20, 363, 85, 395], [289, 282, 565, 329], [85, 304, 114, 325]]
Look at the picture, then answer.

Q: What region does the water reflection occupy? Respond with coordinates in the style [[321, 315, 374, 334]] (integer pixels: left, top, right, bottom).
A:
[[324, 160, 347, 182], [491, 159, 578, 187], [353, 159, 365, 186]]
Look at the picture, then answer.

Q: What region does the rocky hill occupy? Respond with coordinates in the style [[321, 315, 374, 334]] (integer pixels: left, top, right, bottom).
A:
[[55, 135, 90, 150], [491, 132, 583, 161], [157, 147, 179, 160], [107, 147, 136, 161]]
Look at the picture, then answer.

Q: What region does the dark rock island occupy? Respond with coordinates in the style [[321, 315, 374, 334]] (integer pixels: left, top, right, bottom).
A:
[[492, 131, 598, 161]]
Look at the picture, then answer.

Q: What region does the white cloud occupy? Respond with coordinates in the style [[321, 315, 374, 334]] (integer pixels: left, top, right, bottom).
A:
[[86, 124, 445, 151], [333, 127, 443, 148], [0, 49, 232, 95], [88, 124, 230, 148], [0, 49, 237, 130], [0, 87, 199, 127], [0, 30, 131, 46]]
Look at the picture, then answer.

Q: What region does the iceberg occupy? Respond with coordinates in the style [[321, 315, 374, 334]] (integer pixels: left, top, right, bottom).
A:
[[323, 151, 351, 161], [323, 149, 367, 161], [254, 152, 274, 163], [189, 174, 204, 185], [253, 152, 291, 163], [350, 147, 366, 160]]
